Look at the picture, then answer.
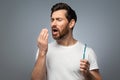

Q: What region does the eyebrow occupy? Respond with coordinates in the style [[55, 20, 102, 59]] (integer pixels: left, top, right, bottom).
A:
[[51, 17, 63, 20]]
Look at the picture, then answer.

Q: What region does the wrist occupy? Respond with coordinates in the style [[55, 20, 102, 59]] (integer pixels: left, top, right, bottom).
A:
[[84, 71, 95, 80], [39, 50, 47, 57]]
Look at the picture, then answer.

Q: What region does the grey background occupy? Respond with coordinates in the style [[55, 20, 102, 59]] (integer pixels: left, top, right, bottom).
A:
[[0, 0, 120, 80]]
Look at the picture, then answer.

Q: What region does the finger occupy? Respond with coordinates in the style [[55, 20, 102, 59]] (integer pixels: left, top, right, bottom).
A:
[[39, 28, 48, 40], [43, 29, 48, 38], [80, 64, 88, 70], [80, 68, 85, 72], [80, 59, 89, 65], [80, 60, 90, 71], [80, 64, 89, 70], [80, 64, 89, 73], [80, 68, 88, 74], [45, 33, 49, 40], [41, 29, 46, 39], [38, 29, 44, 40], [43, 29, 49, 40], [80, 61, 90, 68], [80, 63, 87, 67], [37, 29, 45, 44]]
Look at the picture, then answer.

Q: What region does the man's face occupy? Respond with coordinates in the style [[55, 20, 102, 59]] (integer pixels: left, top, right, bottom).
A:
[[51, 10, 70, 40]]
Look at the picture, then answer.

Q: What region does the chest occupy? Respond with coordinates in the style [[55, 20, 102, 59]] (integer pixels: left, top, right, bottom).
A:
[[46, 48, 83, 72]]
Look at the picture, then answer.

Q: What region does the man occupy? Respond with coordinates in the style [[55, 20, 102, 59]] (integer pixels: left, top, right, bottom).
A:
[[31, 2, 102, 80]]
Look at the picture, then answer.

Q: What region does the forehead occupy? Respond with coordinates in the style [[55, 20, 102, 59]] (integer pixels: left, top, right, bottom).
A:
[[51, 10, 67, 18]]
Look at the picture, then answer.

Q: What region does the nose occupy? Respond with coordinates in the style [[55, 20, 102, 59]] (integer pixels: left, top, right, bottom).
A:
[[51, 20, 57, 27]]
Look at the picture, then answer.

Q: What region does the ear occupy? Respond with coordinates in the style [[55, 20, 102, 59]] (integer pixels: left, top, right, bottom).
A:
[[69, 19, 75, 29]]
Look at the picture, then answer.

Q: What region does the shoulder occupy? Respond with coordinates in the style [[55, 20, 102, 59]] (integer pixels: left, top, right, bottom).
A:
[[86, 47, 96, 57], [85, 45, 97, 60]]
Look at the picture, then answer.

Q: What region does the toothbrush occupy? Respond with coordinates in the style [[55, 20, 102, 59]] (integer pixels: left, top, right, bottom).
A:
[[83, 44, 87, 59]]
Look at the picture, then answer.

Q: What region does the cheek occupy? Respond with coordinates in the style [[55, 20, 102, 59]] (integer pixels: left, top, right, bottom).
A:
[[58, 22, 68, 30], [57, 24, 64, 31]]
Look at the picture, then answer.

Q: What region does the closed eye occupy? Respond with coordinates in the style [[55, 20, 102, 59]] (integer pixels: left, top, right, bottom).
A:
[[56, 18, 62, 21]]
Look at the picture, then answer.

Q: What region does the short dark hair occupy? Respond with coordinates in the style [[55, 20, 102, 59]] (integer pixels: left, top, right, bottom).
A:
[[51, 2, 77, 23]]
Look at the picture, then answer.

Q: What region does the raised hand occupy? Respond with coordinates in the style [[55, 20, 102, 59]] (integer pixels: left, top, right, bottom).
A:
[[37, 28, 49, 56]]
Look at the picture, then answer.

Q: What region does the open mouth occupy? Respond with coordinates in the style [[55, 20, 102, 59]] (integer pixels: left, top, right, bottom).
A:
[[52, 28, 59, 35], [53, 29, 58, 32]]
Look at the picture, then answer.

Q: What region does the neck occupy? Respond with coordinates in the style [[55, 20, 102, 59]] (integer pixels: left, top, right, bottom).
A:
[[56, 34, 77, 46]]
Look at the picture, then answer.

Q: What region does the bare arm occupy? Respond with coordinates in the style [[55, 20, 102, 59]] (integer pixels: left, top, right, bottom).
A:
[[80, 59, 102, 80], [89, 69, 102, 80], [31, 29, 48, 80], [83, 69, 102, 80]]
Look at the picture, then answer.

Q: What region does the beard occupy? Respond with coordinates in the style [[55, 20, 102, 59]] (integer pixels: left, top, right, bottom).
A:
[[52, 25, 69, 40]]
